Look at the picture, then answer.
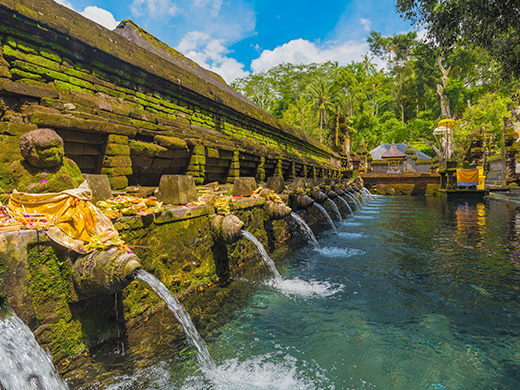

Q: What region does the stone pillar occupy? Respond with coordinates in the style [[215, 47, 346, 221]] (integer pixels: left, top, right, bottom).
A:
[[275, 158, 283, 177], [187, 145, 206, 185], [312, 166, 317, 179], [227, 150, 240, 184], [303, 165, 308, 178], [101, 134, 132, 190], [256, 156, 266, 183], [289, 161, 296, 181]]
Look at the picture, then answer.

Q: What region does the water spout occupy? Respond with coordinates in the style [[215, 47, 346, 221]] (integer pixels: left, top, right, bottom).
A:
[[361, 188, 373, 199], [134, 269, 216, 371], [325, 198, 342, 222], [354, 190, 366, 205], [210, 214, 244, 244], [266, 201, 292, 220], [0, 308, 69, 390], [337, 196, 354, 215], [345, 192, 362, 209], [313, 203, 336, 232], [73, 247, 141, 298], [290, 212, 319, 249], [240, 230, 282, 282]]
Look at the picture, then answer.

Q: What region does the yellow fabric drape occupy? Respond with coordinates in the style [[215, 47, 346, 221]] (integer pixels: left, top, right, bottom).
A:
[[456, 169, 479, 186], [7, 181, 121, 252]]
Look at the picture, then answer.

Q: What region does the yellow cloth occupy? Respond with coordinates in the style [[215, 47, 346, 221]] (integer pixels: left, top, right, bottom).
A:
[[7, 181, 119, 252], [456, 169, 479, 186]]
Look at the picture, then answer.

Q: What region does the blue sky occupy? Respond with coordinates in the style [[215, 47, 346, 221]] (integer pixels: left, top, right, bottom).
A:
[[54, 0, 414, 83]]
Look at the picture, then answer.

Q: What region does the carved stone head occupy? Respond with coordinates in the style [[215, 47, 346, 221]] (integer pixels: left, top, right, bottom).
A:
[[19, 128, 64, 168]]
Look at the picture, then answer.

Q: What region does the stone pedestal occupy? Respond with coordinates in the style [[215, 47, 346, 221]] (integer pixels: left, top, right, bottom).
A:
[[82, 174, 112, 204], [233, 177, 257, 196], [266, 176, 285, 193], [157, 175, 197, 205]]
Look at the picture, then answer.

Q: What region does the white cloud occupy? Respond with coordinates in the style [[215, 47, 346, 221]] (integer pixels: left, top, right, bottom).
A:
[[80, 6, 120, 30], [52, 1, 120, 30], [251, 38, 369, 73], [130, 0, 178, 18], [360, 18, 372, 32], [178, 31, 249, 83], [53, 0, 74, 9]]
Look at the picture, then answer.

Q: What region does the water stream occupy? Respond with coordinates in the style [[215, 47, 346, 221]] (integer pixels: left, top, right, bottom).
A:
[[312, 203, 336, 232], [345, 192, 362, 208], [353, 190, 365, 205], [361, 187, 372, 199], [134, 269, 216, 371], [325, 198, 342, 222], [0, 308, 69, 390], [240, 230, 283, 282], [337, 195, 354, 215], [289, 212, 320, 249], [61, 195, 520, 389]]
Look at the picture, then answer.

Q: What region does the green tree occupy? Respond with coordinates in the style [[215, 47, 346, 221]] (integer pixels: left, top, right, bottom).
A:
[[396, 0, 520, 77], [305, 75, 341, 143], [455, 92, 512, 158]]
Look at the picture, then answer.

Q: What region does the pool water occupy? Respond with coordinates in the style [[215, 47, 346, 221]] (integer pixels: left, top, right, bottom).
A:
[[70, 196, 520, 389]]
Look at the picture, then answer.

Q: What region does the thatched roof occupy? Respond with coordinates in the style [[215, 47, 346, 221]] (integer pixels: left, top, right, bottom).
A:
[[381, 144, 407, 160]]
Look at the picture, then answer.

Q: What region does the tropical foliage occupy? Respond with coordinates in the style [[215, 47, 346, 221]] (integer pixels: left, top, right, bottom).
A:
[[231, 30, 518, 156]]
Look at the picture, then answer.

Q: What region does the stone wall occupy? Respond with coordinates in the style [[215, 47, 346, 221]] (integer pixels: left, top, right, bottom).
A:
[[0, 198, 294, 365], [361, 173, 441, 195], [370, 159, 433, 174], [0, 0, 344, 190]]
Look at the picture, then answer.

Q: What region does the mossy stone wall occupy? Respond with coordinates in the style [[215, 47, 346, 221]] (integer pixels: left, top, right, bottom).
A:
[[0, 0, 344, 190], [0, 200, 290, 364]]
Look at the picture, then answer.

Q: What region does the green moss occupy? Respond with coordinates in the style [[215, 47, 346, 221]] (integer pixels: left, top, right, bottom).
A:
[[104, 143, 130, 156], [55, 80, 94, 95], [52, 315, 86, 357], [11, 157, 84, 193], [10, 68, 43, 81], [129, 140, 166, 157], [13, 59, 67, 81], [26, 246, 73, 310], [2, 44, 60, 71], [107, 134, 129, 144]]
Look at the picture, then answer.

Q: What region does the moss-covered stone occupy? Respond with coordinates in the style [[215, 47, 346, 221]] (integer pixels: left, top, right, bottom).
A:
[[129, 139, 167, 157], [10, 157, 84, 193], [108, 175, 128, 190], [104, 143, 130, 156], [25, 245, 87, 360], [154, 134, 188, 150]]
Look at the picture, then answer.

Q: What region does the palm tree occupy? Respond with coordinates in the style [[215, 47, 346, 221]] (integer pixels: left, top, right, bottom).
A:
[[305, 76, 340, 143], [361, 54, 377, 76]]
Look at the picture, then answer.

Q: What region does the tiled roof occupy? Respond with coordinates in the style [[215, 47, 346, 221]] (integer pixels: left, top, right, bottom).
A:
[[370, 143, 432, 160]]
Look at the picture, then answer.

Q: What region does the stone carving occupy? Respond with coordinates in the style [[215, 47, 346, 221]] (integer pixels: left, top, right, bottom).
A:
[[11, 128, 84, 193]]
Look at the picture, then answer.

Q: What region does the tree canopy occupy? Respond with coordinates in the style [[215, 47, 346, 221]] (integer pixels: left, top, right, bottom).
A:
[[395, 0, 520, 78], [231, 29, 516, 157]]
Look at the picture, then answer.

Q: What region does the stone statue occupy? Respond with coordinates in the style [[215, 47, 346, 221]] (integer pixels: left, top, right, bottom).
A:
[[11, 128, 84, 193]]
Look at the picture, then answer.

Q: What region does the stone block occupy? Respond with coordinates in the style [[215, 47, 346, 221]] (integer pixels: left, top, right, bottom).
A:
[[157, 175, 198, 205], [82, 174, 112, 204], [108, 175, 128, 190], [288, 177, 308, 191], [233, 177, 257, 196], [266, 176, 285, 193]]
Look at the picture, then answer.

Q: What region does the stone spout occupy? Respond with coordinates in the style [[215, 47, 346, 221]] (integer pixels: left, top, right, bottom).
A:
[[326, 190, 338, 199], [310, 191, 328, 203], [290, 194, 314, 210], [73, 247, 141, 297], [210, 214, 245, 244], [266, 201, 292, 220]]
